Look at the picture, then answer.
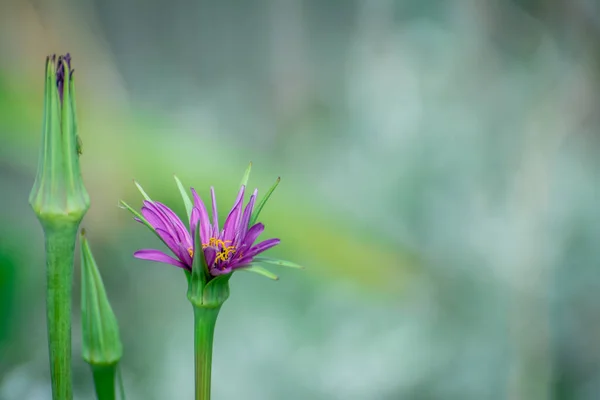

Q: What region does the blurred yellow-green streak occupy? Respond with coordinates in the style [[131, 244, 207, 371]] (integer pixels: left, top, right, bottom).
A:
[[0, 78, 420, 293]]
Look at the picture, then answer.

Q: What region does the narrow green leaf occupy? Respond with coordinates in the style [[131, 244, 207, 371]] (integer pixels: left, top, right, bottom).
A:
[[252, 256, 305, 269], [174, 175, 193, 219], [133, 180, 152, 201], [119, 200, 168, 247], [239, 265, 279, 280], [250, 177, 280, 226], [240, 162, 252, 188], [118, 200, 153, 231]]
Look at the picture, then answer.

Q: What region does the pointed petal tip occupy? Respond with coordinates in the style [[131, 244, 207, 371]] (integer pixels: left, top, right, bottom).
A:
[[134, 249, 187, 269]]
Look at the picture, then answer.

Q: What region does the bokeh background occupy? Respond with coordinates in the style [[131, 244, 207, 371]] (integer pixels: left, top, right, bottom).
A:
[[1, 0, 600, 399]]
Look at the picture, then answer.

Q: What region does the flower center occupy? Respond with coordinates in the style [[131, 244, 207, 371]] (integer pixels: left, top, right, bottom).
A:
[[215, 244, 236, 262], [188, 247, 194, 258], [202, 238, 236, 263]]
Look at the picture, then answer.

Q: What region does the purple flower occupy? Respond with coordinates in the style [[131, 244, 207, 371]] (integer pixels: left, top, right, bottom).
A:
[[132, 185, 280, 276]]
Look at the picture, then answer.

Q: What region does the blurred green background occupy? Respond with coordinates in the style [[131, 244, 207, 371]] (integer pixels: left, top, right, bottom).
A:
[[1, 0, 600, 399]]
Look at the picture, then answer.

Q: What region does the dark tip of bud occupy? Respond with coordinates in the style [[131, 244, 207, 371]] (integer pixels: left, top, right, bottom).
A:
[[55, 53, 72, 103]]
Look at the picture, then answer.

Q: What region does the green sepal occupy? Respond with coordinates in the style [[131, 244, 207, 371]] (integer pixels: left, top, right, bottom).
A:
[[192, 222, 209, 279], [239, 162, 252, 188], [174, 175, 193, 219], [202, 274, 232, 307], [187, 222, 232, 308], [240, 265, 279, 280], [249, 177, 280, 226], [118, 200, 156, 234], [187, 222, 208, 307], [80, 230, 123, 366], [133, 180, 152, 201], [184, 269, 192, 286], [252, 256, 304, 269]]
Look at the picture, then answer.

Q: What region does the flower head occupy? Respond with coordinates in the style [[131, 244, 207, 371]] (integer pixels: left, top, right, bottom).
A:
[[130, 185, 280, 277]]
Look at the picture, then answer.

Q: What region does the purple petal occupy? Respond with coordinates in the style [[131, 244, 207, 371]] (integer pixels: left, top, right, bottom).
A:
[[241, 223, 265, 249], [148, 202, 184, 242], [228, 255, 254, 270], [155, 228, 183, 259], [210, 187, 219, 236], [235, 189, 257, 246], [141, 205, 168, 231], [134, 249, 188, 269], [154, 202, 192, 248], [203, 247, 216, 268], [178, 242, 193, 267], [246, 238, 280, 258], [191, 188, 211, 245], [143, 202, 179, 242], [210, 264, 232, 276], [190, 207, 200, 249], [222, 186, 245, 243]]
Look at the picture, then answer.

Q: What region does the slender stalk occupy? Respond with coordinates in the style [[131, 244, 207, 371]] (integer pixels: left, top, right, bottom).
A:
[[91, 365, 117, 400], [193, 306, 221, 400], [45, 225, 78, 400]]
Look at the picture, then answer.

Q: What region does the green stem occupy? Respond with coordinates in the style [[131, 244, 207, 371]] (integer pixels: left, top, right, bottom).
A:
[[91, 365, 117, 400], [193, 306, 221, 400], [45, 225, 78, 400]]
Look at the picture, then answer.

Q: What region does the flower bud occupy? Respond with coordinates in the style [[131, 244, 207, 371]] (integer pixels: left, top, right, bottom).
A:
[[29, 54, 89, 230], [80, 230, 123, 365]]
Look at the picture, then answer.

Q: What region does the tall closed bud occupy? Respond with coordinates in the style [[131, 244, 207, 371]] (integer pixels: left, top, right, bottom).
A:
[[29, 54, 89, 229], [80, 230, 123, 366]]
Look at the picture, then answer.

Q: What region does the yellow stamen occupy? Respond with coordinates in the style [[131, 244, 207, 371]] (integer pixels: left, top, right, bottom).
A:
[[200, 237, 237, 263], [188, 247, 194, 257], [215, 244, 236, 262]]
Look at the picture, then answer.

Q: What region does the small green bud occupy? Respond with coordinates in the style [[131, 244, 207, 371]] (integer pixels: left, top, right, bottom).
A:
[[80, 230, 123, 365], [29, 54, 89, 231]]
